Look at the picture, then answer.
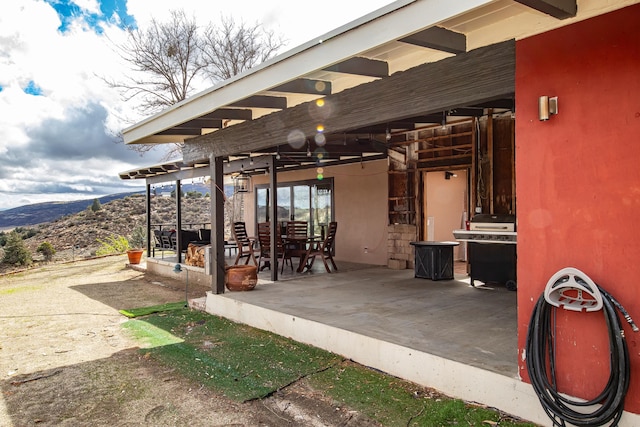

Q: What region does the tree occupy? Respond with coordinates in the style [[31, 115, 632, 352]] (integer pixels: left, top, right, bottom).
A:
[[129, 226, 146, 249], [91, 198, 102, 212], [2, 231, 32, 266], [201, 16, 284, 82], [109, 10, 204, 115], [37, 242, 56, 262], [109, 11, 285, 115]]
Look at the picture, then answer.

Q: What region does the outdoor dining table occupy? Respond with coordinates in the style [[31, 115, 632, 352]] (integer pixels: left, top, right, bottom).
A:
[[283, 235, 323, 272]]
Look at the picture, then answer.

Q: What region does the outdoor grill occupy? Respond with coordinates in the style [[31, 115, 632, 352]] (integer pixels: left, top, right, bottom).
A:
[[453, 214, 517, 290]]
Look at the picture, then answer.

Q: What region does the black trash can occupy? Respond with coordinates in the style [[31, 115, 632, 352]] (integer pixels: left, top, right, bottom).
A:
[[410, 241, 459, 280]]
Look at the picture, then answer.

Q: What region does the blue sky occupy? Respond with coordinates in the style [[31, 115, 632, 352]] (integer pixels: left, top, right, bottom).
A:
[[45, 0, 136, 33], [0, 0, 392, 210]]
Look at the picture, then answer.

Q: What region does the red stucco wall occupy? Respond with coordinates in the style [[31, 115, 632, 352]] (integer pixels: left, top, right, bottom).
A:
[[516, 4, 640, 413]]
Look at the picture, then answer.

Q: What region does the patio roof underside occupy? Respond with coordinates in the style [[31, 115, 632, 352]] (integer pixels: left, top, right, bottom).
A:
[[119, 0, 581, 182]]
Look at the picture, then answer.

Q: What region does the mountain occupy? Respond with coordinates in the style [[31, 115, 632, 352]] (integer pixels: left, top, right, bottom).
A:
[[0, 182, 222, 230], [0, 192, 143, 229]]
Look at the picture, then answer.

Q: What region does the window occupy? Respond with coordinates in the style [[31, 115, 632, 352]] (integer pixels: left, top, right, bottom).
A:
[[256, 178, 333, 236]]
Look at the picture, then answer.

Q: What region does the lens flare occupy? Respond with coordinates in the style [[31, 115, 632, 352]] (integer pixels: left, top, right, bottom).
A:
[[316, 124, 324, 133], [316, 98, 325, 107], [286, 129, 306, 149], [317, 173, 324, 180], [314, 133, 326, 146]]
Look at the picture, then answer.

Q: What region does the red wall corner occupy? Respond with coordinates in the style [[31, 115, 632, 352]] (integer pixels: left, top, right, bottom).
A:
[[515, 3, 640, 413]]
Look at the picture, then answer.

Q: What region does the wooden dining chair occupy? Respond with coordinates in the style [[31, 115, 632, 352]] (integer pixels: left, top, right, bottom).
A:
[[305, 222, 338, 273], [231, 222, 257, 266], [285, 220, 309, 259], [257, 222, 292, 273]]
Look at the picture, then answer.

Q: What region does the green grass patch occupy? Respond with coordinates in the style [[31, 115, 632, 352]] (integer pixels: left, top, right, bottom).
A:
[[309, 362, 537, 427], [124, 309, 537, 425], [122, 319, 184, 348], [119, 301, 186, 318], [127, 309, 342, 402]]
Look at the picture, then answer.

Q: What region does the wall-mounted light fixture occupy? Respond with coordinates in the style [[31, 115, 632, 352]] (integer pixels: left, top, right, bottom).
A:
[[444, 171, 457, 180], [539, 96, 558, 121], [234, 163, 250, 193]]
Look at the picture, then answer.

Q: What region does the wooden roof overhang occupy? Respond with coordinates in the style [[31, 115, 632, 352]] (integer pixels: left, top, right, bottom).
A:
[[181, 39, 515, 165], [119, 39, 515, 183], [122, 0, 597, 152], [119, 0, 634, 183]]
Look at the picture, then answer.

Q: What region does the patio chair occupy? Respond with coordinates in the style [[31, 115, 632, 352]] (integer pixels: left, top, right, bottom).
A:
[[285, 220, 309, 259], [160, 230, 175, 251], [152, 229, 163, 257], [305, 222, 338, 273], [257, 222, 292, 273], [199, 228, 211, 242], [179, 229, 200, 252], [231, 222, 257, 266]]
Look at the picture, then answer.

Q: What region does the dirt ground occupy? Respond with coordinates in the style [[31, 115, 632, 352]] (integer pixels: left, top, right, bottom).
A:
[[0, 255, 379, 426]]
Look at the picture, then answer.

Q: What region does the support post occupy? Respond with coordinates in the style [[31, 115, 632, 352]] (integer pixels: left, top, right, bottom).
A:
[[175, 179, 182, 262], [211, 155, 226, 294], [146, 182, 151, 256], [269, 155, 278, 282]]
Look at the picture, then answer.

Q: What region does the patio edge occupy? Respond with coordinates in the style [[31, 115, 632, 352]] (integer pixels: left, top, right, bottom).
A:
[[204, 291, 553, 425]]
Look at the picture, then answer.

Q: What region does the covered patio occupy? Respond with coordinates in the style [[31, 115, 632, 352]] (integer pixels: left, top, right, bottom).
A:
[[120, 1, 640, 425]]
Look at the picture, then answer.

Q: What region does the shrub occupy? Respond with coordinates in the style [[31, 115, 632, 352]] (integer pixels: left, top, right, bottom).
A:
[[37, 242, 56, 262], [129, 226, 146, 249], [95, 235, 130, 256], [2, 231, 32, 266], [90, 198, 102, 212]]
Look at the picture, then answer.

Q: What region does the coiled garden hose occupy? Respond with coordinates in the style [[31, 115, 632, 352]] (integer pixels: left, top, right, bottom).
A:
[[526, 284, 637, 427]]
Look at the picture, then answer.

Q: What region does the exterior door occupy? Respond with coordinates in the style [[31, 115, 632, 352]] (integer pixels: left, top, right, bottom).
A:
[[255, 179, 333, 235]]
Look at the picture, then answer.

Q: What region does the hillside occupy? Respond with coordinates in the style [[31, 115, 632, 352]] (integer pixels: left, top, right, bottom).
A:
[[0, 194, 216, 271], [0, 192, 143, 229], [0, 183, 215, 229]]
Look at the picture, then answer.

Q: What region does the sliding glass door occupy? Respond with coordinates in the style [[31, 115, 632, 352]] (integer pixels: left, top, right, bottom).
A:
[[256, 178, 333, 235]]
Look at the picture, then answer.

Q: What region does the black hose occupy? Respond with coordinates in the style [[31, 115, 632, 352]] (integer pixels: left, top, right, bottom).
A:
[[525, 284, 634, 426]]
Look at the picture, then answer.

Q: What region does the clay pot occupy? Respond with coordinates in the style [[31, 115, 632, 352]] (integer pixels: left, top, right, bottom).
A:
[[225, 265, 258, 291], [126, 249, 144, 265]]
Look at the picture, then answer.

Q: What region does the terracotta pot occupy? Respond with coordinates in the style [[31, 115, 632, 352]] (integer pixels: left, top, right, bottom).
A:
[[225, 265, 258, 291], [126, 249, 144, 265]]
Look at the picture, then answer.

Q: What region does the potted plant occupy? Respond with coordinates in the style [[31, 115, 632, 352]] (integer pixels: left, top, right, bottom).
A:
[[127, 226, 146, 265]]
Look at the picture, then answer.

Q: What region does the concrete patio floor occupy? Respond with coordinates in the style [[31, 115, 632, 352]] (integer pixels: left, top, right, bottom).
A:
[[223, 261, 518, 376]]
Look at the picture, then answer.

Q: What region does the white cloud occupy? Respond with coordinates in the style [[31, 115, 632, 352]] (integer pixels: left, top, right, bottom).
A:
[[0, 0, 393, 210]]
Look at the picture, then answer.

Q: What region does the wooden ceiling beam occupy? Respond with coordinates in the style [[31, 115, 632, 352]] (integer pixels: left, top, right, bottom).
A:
[[323, 57, 389, 78], [156, 129, 203, 136], [514, 0, 576, 19], [399, 26, 466, 54], [230, 95, 287, 109], [270, 78, 332, 95], [175, 118, 223, 129], [201, 108, 253, 121]]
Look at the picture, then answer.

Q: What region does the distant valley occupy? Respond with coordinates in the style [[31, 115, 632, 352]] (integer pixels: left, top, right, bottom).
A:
[[0, 183, 212, 229]]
